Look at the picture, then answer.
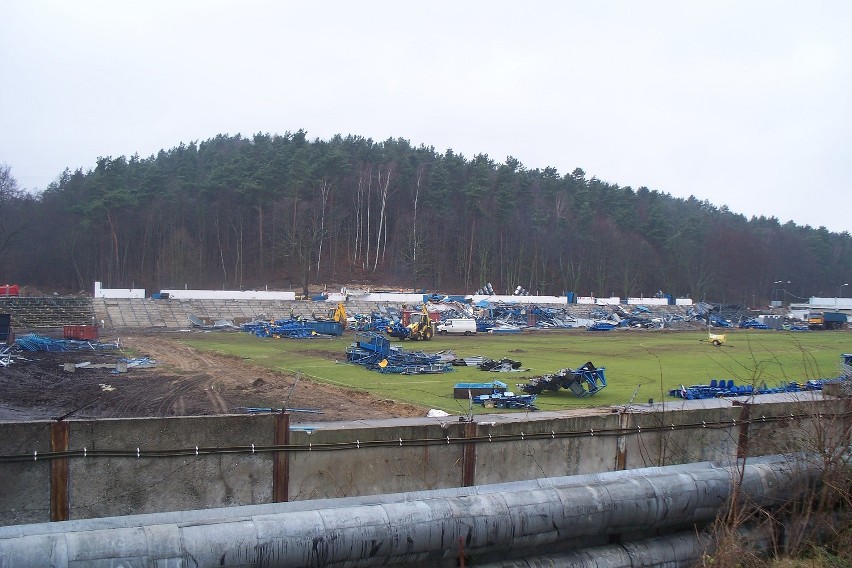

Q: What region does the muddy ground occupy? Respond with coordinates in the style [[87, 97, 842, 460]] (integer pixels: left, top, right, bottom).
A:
[[0, 332, 425, 423]]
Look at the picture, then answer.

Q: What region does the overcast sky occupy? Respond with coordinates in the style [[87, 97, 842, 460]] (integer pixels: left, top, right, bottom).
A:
[[2, 1, 850, 233]]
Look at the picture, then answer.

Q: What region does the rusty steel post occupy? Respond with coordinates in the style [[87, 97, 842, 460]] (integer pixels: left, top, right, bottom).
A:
[[50, 420, 70, 522], [615, 410, 630, 470], [462, 420, 477, 487], [273, 412, 290, 502]]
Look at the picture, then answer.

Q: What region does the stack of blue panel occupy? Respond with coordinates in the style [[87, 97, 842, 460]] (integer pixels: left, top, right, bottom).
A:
[[667, 379, 814, 399], [14, 333, 115, 352], [241, 320, 315, 338]]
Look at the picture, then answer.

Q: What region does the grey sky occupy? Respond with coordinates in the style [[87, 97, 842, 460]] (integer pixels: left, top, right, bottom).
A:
[[2, 1, 850, 233]]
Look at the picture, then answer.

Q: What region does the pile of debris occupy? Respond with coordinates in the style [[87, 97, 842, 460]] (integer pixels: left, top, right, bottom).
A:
[[345, 332, 453, 374], [428, 298, 699, 332], [242, 320, 317, 339], [59, 356, 156, 374], [518, 362, 607, 398], [454, 377, 538, 410], [241, 318, 344, 338], [188, 314, 241, 330], [0, 333, 127, 371], [182, 293, 808, 337], [352, 311, 394, 332], [449, 356, 525, 371], [477, 358, 525, 372], [472, 391, 538, 411]]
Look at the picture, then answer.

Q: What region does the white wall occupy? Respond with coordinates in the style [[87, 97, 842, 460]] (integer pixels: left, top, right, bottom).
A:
[[577, 296, 621, 305], [469, 295, 568, 305], [809, 297, 852, 310], [94, 281, 146, 299], [159, 289, 296, 301], [626, 298, 669, 306], [352, 293, 427, 303]]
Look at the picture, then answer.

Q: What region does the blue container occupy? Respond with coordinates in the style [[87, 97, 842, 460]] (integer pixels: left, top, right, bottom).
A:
[[304, 321, 344, 336]]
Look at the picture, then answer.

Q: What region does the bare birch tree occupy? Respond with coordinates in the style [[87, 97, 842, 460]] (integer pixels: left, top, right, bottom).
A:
[[316, 179, 331, 274], [373, 164, 395, 272]]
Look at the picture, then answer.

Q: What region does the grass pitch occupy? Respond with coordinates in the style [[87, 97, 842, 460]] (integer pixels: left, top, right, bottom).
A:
[[179, 329, 850, 414]]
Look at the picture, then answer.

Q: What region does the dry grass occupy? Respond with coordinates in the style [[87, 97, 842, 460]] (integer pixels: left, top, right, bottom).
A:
[[698, 395, 852, 568]]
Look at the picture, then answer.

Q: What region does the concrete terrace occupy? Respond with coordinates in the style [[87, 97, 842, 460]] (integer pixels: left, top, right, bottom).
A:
[[0, 295, 696, 331]]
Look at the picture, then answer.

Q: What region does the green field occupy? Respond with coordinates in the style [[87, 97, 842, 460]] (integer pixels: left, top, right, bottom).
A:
[[179, 330, 851, 414]]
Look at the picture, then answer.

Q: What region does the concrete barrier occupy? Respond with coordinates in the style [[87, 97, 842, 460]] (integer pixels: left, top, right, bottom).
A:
[[0, 394, 846, 527]]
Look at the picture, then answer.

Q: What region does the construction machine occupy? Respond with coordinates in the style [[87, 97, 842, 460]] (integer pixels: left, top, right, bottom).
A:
[[386, 306, 435, 341], [329, 303, 347, 327]]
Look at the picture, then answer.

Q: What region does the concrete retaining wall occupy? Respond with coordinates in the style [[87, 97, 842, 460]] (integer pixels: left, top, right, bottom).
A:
[[68, 415, 274, 519], [1, 422, 52, 526], [0, 415, 275, 525], [1, 396, 847, 526], [624, 406, 742, 468]]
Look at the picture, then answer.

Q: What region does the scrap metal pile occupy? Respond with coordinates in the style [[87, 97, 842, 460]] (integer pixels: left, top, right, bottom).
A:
[[684, 302, 761, 328], [474, 303, 575, 332], [430, 298, 701, 332], [352, 311, 395, 332], [242, 320, 318, 339], [0, 333, 121, 368], [14, 333, 119, 352], [448, 356, 525, 372], [477, 358, 524, 372], [345, 332, 453, 374], [454, 378, 538, 410], [472, 390, 538, 410], [518, 362, 607, 398], [241, 319, 344, 338], [185, 289, 804, 340]]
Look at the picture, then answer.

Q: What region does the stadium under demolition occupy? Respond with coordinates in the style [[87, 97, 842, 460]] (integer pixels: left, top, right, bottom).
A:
[[0, 282, 850, 567]]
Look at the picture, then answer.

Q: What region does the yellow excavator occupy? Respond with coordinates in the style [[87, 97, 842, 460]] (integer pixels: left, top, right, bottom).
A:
[[408, 306, 435, 340], [387, 305, 435, 340], [329, 303, 347, 327]]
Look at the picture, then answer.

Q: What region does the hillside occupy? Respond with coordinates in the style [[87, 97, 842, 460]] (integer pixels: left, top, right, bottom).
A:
[[1, 133, 850, 302]]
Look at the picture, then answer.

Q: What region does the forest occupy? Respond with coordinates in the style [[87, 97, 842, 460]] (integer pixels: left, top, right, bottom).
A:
[[1, 131, 850, 305]]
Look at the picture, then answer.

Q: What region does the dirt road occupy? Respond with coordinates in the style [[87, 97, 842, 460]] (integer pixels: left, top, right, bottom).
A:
[[0, 333, 425, 423]]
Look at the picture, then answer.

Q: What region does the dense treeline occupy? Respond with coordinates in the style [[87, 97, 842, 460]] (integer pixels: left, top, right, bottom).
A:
[[1, 132, 850, 303]]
